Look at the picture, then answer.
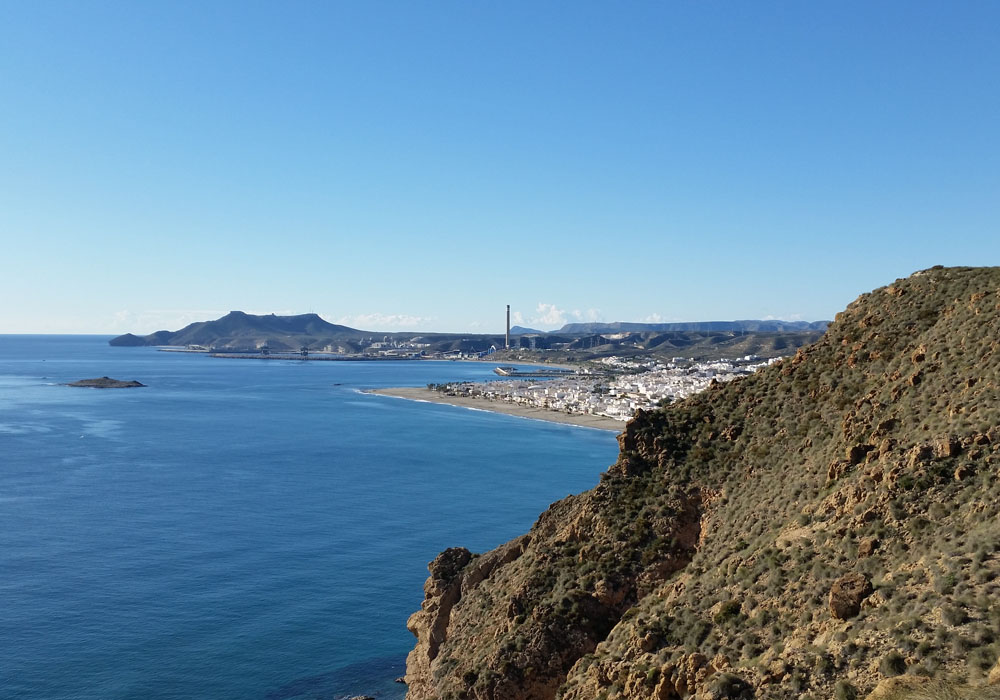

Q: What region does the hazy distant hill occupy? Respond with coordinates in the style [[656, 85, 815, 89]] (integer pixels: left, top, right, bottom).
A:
[[557, 319, 829, 334], [109, 311, 827, 359], [546, 329, 824, 361], [109, 311, 368, 350]]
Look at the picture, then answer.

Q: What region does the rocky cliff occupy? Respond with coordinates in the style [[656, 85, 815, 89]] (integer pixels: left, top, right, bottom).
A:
[[405, 267, 1000, 700]]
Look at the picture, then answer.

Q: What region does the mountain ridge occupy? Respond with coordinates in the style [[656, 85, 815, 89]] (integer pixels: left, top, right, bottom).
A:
[[107, 312, 827, 359], [556, 320, 829, 335]]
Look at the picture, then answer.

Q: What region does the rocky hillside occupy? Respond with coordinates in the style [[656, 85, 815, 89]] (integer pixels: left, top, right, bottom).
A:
[[405, 267, 1000, 700]]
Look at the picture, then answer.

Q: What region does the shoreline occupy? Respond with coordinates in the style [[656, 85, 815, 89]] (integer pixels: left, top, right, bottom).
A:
[[366, 387, 624, 433], [155, 349, 578, 371]]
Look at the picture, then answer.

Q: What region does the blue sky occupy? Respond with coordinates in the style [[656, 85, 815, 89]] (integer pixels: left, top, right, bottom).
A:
[[2, 1, 997, 333]]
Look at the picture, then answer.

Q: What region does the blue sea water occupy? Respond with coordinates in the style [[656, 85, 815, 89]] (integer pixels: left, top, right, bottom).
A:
[[0, 336, 619, 700]]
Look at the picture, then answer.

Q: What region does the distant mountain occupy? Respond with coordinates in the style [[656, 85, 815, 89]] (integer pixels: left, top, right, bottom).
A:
[[109, 311, 368, 349], [108, 311, 829, 357], [556, 319, 829, 334]]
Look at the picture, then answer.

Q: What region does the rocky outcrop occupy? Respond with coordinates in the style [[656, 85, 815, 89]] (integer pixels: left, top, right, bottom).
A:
[[406, 267, 1000, 700], [66, 376, 145, 388], [405, 538, 534, 698], [413, 548, 472, 653], [405, 486, 705, 700]]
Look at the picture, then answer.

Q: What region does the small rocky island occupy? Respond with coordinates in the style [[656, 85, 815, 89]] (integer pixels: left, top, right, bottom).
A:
[[66, 377, 145, 389]]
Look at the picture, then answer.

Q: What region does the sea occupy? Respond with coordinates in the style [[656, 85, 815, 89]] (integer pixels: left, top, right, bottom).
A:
[[0, 336, 620, 700]]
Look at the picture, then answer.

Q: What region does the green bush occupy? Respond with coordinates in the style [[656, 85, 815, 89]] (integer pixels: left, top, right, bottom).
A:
[[879, 650, 907, 677], [714, 600, 742, 624], [835, 679, 858, 700]]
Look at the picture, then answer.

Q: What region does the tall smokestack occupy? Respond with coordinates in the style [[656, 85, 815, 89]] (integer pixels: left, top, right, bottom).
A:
[[505, 305, 510, 349]]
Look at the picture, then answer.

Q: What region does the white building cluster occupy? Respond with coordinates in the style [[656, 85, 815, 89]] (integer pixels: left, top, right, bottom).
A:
[[437, 356, 780, 422]]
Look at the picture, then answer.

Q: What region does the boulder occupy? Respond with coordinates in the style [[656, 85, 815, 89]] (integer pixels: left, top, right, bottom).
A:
[[830, 572, 873, 619], [859, 537, 880, 557], [935, 436, 960, 459]]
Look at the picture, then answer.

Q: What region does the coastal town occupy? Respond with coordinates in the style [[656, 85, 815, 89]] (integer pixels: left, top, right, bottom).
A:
[[428, 354, 780, 422]]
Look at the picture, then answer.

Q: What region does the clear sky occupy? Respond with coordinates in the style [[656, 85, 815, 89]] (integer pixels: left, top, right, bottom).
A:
[[2, 1, 997, 334]]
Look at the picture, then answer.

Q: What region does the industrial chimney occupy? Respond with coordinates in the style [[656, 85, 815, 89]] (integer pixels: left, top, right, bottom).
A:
[[505, 305, 510, 349]]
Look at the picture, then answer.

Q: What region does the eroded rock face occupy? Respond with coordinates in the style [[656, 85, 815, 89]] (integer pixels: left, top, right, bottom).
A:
[[405, 487, 705, 700], [829, 573, 873, 620], [405, 548, 474, 699], [657, 654, 717, 699]]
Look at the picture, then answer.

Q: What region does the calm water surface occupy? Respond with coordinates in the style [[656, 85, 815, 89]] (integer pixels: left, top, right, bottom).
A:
[[0, 336, 619, 699]]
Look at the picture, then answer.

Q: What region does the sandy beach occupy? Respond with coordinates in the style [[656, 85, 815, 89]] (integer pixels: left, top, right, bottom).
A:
[[420, 357, 580, 371], [367, 386, 625, 433]]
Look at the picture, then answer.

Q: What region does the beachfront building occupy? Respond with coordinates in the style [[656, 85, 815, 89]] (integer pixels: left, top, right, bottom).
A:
[[435, 357, 779, 422]]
